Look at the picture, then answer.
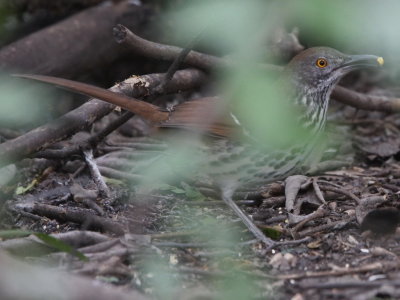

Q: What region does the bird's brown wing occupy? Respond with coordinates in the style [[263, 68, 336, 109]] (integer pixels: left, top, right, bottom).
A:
[[161, 97, 237, 138], [14, 74, 239, 138]]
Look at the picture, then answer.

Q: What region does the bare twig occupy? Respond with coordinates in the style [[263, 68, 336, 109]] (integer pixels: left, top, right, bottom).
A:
[[98, 166, 143, 184], [291, 205, 327, 236], [261, 196, 286, 208], [318, 184, 361, 204], [0, 3, 150, 77], [312, 179, 326, 204], [37, 111, 135, 159], [298, 279, 400, 290], [278, 261, 400, 280], [156, 35, 203, 93], [332, 86, 400, 113], [295, 217, 355, 239], [266, 236, 311, 251], [113, 24, 282, 72], [16, 202, 125, 235], [113, 24, 221, 71]]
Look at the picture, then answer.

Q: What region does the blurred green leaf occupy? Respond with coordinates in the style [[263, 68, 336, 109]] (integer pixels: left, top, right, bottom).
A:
[[157, 183, 186, 194], [181, 182, 206, 201], [15, 178, 38, 195], [216, 269, 261, 300], [165, 0, 272, 57], [103, 176, 125, 186], [0, 229, 32, 240], [0, 75, 57, 128], [96, 275, 120, 283], [261, 225, 283, 240], [34, 233, 88, 261]]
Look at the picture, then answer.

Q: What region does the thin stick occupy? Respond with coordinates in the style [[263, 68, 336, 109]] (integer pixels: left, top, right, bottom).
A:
[[36, 111, 135, 159], [278, 261, 400, 280], [312, 178, 326, 204], [113, 24, 221, 71], [319, 184, 361, 204]]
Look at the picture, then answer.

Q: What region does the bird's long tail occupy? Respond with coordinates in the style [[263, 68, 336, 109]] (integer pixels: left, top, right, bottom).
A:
[[14, 74, 169, 123]]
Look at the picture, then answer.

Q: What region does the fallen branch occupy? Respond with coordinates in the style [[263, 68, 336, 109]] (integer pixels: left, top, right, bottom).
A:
[[266, 236, 311, 251], [295, 217, 355, 239], [0, 2, 151, 77], [298, 279, 400, 290], [332, 86, 400, 113], [113, 24, 221, 71], [278, 261, 400, 280], [318, 184, 361, 204], [16, 202, 125, 235], [0, 230, 109, 257], [113, 24, 282, 72], [36, 111, 135, 159]]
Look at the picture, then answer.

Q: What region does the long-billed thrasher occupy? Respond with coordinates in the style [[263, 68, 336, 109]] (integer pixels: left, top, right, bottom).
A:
[[16, 47, 383, 246]]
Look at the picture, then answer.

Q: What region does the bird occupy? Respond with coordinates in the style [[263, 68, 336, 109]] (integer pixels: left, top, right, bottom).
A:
[[15, 47, 383, 246]]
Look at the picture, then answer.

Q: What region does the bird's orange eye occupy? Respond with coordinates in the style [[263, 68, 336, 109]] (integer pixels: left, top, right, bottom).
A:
[[316, 58, 328, 68]]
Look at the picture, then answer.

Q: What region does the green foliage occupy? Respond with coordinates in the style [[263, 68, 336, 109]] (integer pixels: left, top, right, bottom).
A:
[[158, 182, 206, 201], [221, 66, 313, 149], [0, 229, 32, 239], [0, 1, 13, 32], [0, 75, 57, 128], [157, 183, 187, 194], [34, 233, 88, 261], [0, 230, 87, 261], [133, 134, 207, 192], [215, 269, 261, 300], [15, 178, 38, 195], [261, 225, 283, 240]]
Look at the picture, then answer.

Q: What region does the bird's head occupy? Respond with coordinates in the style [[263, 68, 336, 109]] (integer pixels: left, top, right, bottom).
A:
[[285, 47, 383, 94], [280, 47, 383, 135]]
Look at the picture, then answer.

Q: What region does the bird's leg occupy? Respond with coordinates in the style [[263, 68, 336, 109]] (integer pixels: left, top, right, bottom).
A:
[[221, 188, 275, 247]]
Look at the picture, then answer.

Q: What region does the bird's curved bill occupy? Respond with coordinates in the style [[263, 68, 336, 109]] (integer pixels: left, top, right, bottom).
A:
[[340, 54, 384, 71]]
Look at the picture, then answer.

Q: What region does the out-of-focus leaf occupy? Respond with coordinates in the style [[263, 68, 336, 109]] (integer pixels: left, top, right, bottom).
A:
[[34, 233, 88, 261], [181, 182, 206, 201], [261, 225, 283, 240], [15, 178, 38, 195], [103, 176, 125, 186], [157, 183, 186, 194], [0, 75, 57, 128], [96, 275, 120, 283], [0, 229, 32, 240]]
